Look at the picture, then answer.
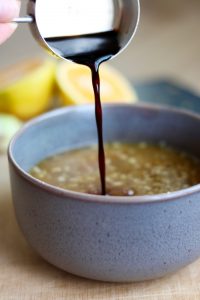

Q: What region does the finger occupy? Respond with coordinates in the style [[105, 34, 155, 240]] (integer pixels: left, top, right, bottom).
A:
[[0, 23, 17, 44], [0, 0, 21, 22]]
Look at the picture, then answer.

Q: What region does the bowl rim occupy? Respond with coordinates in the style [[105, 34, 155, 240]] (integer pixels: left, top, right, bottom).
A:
[[8, 103, 200, 204]]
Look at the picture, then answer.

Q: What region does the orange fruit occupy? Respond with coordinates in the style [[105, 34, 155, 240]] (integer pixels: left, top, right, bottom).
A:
[[56, 61, 137, 105]]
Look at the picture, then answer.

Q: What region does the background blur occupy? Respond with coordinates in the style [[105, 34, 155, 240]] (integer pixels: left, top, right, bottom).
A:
[[0, 0, 200, 94]]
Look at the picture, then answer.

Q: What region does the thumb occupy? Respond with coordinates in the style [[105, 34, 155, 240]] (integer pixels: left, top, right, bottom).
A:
[[0, 0, 21, 22]]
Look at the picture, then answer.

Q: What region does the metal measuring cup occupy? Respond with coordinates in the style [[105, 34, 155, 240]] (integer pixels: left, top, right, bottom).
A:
[[13, 0, 140, 61]]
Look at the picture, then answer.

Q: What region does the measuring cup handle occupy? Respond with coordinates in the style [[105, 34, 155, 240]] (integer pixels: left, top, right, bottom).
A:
[[12, 15, 34, 24]]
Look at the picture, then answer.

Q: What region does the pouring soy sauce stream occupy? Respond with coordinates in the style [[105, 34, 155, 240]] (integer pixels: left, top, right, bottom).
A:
[[45, 30, 121, 195], [13, 0, 140, 195]]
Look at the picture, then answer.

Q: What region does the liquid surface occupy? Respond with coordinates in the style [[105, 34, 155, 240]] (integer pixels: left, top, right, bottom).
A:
[[46, 31, 120, 65], [30, 143, 200, 196]]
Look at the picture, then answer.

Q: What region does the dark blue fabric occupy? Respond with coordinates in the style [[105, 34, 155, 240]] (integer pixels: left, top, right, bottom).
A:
[[134, 80, 200, 113]]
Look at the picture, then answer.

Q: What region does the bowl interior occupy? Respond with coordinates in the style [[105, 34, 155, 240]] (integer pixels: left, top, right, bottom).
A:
[[10, 104, 200, 173]]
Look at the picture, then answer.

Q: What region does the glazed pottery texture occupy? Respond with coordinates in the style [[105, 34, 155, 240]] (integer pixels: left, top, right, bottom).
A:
[[8, 104, 200, 282]]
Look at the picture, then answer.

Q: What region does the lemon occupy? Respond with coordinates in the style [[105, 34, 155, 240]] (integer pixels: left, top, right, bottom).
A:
[[0, 114, 22, 153], [56, 62, 137, 105], [0, 58, 55, 120]]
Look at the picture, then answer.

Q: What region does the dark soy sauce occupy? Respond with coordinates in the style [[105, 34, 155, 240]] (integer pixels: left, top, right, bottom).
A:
[[46, 31, 120, 195]]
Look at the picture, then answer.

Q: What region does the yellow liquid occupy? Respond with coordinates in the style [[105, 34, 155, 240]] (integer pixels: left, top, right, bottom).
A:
[[30, 142, 200, 196]]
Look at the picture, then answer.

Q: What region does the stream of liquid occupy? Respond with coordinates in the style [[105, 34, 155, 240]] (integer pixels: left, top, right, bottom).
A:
[[46, 31, 121, 194]]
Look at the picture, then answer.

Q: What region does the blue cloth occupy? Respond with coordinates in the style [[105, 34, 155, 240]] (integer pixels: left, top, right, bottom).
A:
[[134, 80, 200, 113]]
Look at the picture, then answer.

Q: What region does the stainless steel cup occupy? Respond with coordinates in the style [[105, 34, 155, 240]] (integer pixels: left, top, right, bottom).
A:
[[13, 0, 140, 61]]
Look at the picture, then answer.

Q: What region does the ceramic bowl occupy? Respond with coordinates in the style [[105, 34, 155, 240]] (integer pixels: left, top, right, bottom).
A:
[[8, 104, 200, 282]]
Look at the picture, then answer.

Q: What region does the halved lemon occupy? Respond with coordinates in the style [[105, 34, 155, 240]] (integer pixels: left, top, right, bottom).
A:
[[0, 58, 55, 120], [56, 61, 137, 105]]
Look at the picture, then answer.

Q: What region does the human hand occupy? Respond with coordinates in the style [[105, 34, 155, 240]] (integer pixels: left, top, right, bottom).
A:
[[0, 0, 21, 45]]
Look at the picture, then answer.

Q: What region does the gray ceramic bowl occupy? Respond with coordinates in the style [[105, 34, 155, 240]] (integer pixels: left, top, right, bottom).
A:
[[8, 104, 200, 282]]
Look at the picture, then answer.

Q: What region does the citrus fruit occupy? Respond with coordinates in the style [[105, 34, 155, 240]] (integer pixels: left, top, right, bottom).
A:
[[56, 62, 137, 105], [0, 58, 55, 120], [0, 114, 22, 153]]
